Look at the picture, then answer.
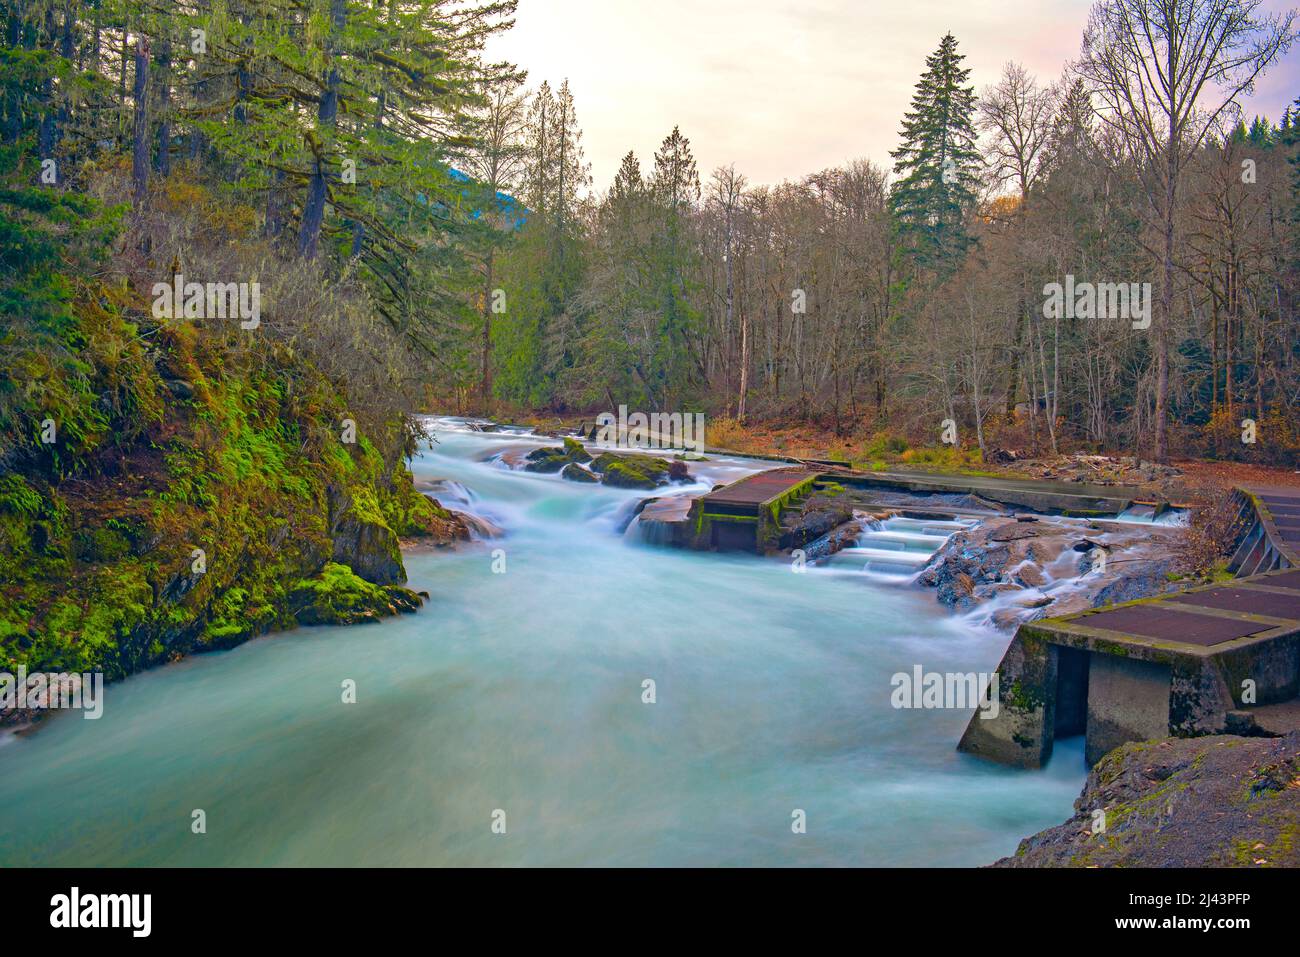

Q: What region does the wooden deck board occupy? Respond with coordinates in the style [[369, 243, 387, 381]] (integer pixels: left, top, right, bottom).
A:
[[700, 470, 817, 510]]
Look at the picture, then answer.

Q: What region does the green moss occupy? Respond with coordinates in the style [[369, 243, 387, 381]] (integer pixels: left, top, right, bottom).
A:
[[562, 436, 590, 462], [291, 562, 422, 626], [1004, 678, 1045, 712], [592, 452, 672, 489], [0, 171, 436, 696]]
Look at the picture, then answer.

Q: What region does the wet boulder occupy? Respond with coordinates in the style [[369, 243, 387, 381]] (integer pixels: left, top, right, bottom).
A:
[[562, 437, 592, 463], [291, 562, 425, 626], [329, 487, 406, 585], [561, 462, 600, 483], [778, 502, 854, 551], [668, 459, 694, 483], [523, 436, 592, 473], [590, 452, 673, 490], [523, 446, 572, 473]]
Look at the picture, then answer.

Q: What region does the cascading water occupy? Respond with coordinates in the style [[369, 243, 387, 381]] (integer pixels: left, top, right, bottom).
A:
[[823, 516, 979, 580], [0, 419, 1087, 866]]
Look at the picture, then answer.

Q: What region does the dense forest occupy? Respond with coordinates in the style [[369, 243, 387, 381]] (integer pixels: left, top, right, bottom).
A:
[[461, 7, 1300, 467], [0, 0, 519, 674]]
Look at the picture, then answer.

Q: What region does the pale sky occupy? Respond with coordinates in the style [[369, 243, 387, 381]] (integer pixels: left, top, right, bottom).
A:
[[484, 0, 1300, 191]]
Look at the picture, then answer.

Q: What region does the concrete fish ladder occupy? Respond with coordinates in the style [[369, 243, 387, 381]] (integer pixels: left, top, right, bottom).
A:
[[960, 485, 1300, 768]]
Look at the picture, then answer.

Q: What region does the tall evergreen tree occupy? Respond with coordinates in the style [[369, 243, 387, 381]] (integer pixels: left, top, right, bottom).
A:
[[576, 150, 658, 405], [889, 32, 981, 269], [494, 77, 589, 406], [648, 126, 702, 405]]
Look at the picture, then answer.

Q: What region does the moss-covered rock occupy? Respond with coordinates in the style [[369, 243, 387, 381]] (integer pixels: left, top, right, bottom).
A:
[[561, 462, 600, 483], [523, 436, 593, 473], [522, 446, 571, 473], [590, 452, 673, 489], [562, 436, 591, 463], [994, 732, 1300, 867], [290, 562, 425, 626], [329, 486, 406, 586]]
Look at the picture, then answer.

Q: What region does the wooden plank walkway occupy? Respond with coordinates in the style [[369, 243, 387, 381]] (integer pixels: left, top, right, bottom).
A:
[[700, 469, 818, 512]]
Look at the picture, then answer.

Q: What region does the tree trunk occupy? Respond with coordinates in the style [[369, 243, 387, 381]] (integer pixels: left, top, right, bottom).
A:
[[131, 39, 150, 208], [1153, 148, 1175, 463], [155, 37, 171, 176], [737, 309, 750, 423], [480, 250, 495, 413], [297, 0, 345, 258]]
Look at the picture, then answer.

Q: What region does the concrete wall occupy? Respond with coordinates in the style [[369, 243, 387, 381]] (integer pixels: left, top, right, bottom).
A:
[[1085, 655, 1171, 765], [957, 633, 1057, 768]]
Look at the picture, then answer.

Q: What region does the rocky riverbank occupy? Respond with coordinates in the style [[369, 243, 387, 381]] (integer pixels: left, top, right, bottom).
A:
[[995, 731, 1300, 867], [0, 352, 469, 730]]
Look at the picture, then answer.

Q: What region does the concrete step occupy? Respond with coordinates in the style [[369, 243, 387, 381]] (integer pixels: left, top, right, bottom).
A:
[[1226, 698, 1300, 737]]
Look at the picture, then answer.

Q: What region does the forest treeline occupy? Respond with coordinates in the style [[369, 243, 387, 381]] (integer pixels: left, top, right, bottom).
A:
[[470, 5, 1300, 465]]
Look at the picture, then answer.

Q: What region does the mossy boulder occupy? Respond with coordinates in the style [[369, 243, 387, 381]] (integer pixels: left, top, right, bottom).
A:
[[393, 491, 470, 544], [329, 486, 406, 585], [290, 562, 425, 626], [523, 447, 570, 473], [523, 436, 592, 473], [561, 462, 600, 483], [562, 437, 591, 463], [590, 452, 673, 490]]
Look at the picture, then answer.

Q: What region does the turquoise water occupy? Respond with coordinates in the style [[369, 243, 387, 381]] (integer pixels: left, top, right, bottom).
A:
[[0, 425, 1086, 866]]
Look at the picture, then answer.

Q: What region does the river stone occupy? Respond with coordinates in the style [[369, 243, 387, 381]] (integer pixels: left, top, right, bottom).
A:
[[523, 447, 571, 473], [991, 524, 1043, 542], [562, 437, 591, 463], [668, 459, 693, 483], [524, 437, 592, 474], [329, 491, 405, 585], [1015, 564, 1047, 588], [779, 503, 853, 551], [590, 452, 672, 489], [921, 515, 1189, 630], [561, 463, 599, 483]]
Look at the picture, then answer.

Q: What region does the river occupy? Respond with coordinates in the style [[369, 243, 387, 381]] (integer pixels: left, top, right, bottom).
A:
[[0, 419, 1086, 866]]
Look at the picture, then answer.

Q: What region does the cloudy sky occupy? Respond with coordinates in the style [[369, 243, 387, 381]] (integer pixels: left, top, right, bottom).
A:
[[484, 0, 1300, 191]]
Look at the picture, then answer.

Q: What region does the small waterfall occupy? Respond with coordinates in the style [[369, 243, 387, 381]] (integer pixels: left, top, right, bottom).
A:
[[1115, 504, 1190, 526], [821, 515, 978, 580], [454, 510, 504, 540], [624, 494, 694, 545]]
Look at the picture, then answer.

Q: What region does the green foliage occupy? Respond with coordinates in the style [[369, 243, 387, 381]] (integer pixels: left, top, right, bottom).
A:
[[889, 32, 981, 269]]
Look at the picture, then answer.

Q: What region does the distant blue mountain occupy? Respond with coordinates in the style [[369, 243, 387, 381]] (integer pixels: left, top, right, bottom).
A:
[[416, 167, 527, 230]]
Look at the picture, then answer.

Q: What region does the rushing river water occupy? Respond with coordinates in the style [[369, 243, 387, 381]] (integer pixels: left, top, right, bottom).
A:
[[0, 420, 1087, 866]]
